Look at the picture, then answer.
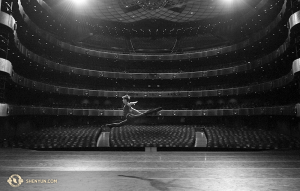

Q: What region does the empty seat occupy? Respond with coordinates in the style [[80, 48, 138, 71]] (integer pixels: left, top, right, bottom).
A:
[[110, 125, 195, 147]]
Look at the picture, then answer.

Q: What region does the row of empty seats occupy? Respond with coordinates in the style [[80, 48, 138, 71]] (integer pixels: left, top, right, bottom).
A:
[[17, 75, 284, 92], [110, 125, 195, 147], [203, 125, 300, 150], [1, 124, 299, 150], [1, 125, 102, 149]]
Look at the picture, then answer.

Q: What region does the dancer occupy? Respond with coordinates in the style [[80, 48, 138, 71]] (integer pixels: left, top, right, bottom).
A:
[[106, 95, 162, 128]]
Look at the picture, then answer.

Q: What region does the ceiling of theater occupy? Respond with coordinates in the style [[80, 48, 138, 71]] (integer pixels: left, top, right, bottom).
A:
[[43, 0, 262, 23]]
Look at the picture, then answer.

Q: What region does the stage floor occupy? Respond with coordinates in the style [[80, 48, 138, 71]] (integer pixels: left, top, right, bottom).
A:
[[1, 148, 300, 191]]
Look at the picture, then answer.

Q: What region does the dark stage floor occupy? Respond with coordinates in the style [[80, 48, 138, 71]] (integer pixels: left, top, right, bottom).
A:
[[1, 148, 300, 191]]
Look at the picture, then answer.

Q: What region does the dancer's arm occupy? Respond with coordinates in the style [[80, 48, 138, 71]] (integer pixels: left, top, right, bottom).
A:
[[127, 101, 143, 114], [131, 107, 143, 114]]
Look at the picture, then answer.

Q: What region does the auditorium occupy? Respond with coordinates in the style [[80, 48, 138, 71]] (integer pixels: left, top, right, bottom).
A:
[[1, 0, 300, 190]]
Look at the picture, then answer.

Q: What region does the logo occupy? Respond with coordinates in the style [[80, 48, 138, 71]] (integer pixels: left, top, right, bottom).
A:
[[7, 174, 24, 187]]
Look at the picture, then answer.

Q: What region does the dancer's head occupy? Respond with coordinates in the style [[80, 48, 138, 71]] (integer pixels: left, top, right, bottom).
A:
[[122, 95, 130, 104]]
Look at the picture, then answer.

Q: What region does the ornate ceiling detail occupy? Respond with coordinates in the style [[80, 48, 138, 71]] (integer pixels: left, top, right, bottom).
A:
[[136, 0, 168, 11], [42, 0, 264, 23], [118, 0, 186, 13]]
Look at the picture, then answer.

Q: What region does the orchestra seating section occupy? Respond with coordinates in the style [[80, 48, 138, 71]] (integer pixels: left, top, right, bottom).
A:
[[203, 125, 300, 150], [1, 125, 102, 149], [1, 124, 299, 150], [109, 125, 195, 147]]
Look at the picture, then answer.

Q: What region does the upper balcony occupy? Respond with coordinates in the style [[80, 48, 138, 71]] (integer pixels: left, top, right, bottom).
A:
[[14, 0, 288, 60]]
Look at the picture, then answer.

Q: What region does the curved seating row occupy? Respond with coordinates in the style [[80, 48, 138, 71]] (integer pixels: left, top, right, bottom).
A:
[[203, 125, 300, 150], [110, 125, 195, 147], [1, 124, 299, 150], [11, 71, 291, 93], [19, 102, 286, 110], [15, 20, 287, 73], [1, 125, 102, 149]]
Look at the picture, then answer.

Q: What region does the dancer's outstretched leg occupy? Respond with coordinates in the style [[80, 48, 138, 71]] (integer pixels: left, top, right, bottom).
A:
[[125, 113, 143, 120], [143, 107, 163, 115], [106, 107, 162, 127], [126, 107, 162, 120]]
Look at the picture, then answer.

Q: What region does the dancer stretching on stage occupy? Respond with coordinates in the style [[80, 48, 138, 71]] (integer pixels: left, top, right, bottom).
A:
[[106, 95, 162, 128]]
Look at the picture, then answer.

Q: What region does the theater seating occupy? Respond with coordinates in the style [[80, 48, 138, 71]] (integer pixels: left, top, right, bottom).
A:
[[4, 125, 102, 149], [204, 125, 300, 150], [110, 125, 195, 147], [1, 124, 299, 150]]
